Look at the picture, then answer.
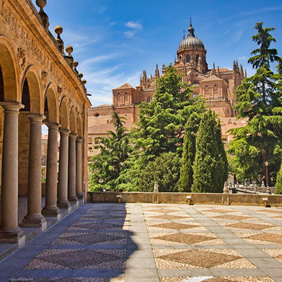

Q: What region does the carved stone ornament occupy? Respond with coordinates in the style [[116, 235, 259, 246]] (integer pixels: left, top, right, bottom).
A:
[[41, 70, 48, 87], [17, 48, 26, 72], [57, 86, 63, 94]]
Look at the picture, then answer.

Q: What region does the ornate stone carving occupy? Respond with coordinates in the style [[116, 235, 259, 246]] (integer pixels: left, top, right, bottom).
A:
[[17, 47, 26, 72], [57, 86, 63, 94], [41, 70, 48, 87]]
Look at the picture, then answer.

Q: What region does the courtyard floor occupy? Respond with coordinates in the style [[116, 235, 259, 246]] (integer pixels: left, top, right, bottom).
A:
[[0, 203, 282, 281]]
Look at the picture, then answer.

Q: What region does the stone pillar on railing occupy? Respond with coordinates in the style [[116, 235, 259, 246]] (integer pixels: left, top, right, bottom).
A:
[[223, 182, 229, 194], [253, 183, 257, 194]]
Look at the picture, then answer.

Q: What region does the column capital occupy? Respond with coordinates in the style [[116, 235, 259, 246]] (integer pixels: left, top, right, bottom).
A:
[[69, 132, 77, 139], [76, 136, 84, 143], [46, 122, 60, 130], [0, 102, 24, 112], [27, 114, 46, 122], [59, 129, 71, 136]]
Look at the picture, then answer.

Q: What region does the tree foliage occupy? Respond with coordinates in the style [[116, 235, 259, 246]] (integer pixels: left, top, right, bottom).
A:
[[139, 152, 181, 192], [89, 112, 132, 191], [179, 112, 200, 192], [229, 22, 282, 184], [119, 65, 205, 191], [192, 110, 228, 193], [276, 159, 282, 194]]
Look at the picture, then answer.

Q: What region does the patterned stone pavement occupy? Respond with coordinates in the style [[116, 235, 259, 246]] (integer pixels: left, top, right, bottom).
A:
[[0, 203, 282, 281]]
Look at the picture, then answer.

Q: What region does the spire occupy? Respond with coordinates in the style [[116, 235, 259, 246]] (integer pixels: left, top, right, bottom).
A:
[[183, 30, 185, 40], [188, 17, 195, 37], [211, 62, 216, 75], [155, 64, 160, 78]]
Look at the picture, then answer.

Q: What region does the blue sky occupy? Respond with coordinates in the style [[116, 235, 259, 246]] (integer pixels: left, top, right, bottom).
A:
[[33, 0, 282, 107]]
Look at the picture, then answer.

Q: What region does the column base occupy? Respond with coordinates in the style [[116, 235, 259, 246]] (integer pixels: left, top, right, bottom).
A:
[[0, 227, 25, 244], [57, 199, 71, 209], [68, 196, 78, 204], [20, 214, 47, 229], [76, 193, 84, 199], [42, 206, 61, 217]]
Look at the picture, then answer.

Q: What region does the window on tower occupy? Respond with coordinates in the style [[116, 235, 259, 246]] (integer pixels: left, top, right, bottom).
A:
[[186, 55, 190, 63], [196, 54, 199, 63]]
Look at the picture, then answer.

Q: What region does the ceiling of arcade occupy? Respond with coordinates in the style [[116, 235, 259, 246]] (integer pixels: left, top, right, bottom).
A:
[[0, 0, 91, 128]]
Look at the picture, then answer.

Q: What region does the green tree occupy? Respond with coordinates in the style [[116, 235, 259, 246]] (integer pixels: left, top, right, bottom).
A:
[[119, 65, 204, 190], [229, 22, 282, 184], [179, 112, 201, 192], [139, 152, 181, 192], [276, 159, 282, 194], [89, 112, 132, 191], [192, 110, 227, 193]]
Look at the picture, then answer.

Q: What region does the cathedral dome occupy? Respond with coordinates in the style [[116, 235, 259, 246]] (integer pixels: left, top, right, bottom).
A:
[[178, 23, 205, 50]]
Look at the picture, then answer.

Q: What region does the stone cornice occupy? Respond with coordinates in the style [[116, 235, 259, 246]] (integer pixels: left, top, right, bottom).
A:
[[1, 0, 91, 108]]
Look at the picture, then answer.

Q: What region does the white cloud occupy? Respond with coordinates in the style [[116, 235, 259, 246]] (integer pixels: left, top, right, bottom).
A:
[[238, 56, 248, 61], [124, 30, 137, 38], [125, 21, 143, 30], [79, 54, 120, 69], [124, 21, 143, 38]]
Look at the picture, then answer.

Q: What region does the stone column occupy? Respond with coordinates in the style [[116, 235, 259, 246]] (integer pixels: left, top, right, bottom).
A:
[[68, 133, 78, 203], [22, 114, 46, 227], [76, 136, 83, 199], [57, 129, 71, 209], [0, 102, 24, 242], [42, 122, 60, 217]]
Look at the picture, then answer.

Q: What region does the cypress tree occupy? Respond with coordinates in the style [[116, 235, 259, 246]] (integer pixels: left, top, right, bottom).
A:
[[276, 160, 282, 194], [192, 110, 227, 193], [179, 112, 200, 192]]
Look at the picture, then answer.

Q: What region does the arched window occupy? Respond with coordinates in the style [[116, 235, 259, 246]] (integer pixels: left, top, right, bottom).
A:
[[196, 54, 199, 63], [179, 56, 182, 63], [147, 96, 152, 103], [186, 55, 190, 63]]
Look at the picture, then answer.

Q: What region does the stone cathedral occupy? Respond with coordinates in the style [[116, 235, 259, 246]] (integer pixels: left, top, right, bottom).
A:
[[88, 21, 247, 157]]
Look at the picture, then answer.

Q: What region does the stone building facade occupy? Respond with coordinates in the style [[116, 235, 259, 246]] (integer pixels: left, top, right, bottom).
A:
[[0, 0, 91, 243], [88, 21, 247, 158]]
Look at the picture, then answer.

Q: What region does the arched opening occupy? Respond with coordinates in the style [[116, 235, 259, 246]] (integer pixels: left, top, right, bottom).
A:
[[70, 108, 77, 135], [147, 96, 152, 103], [0, 66, 4, 102], [0, 42, 18, 191], [60, 97, 70, 130], [18, 69, 43, 201], [196, 54, 199, 64], [186, 55, 191, 63]]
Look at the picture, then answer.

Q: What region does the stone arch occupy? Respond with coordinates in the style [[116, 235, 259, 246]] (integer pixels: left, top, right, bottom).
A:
[[69, 106, 77, 134], [21, 66, 43, 115], [59, 96, 70, 130], [77, 114, 83, 137], [44, 83, 59, 123], [0, 36, 20, 102]]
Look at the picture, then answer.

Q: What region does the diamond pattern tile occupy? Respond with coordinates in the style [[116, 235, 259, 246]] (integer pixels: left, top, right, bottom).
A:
[[53, 232, 126, 245], [26, 249, 126, 269], [150, 222, 198, 230], [159, 249, 241, 268], [226, 222, 273, 230], [147, 209, 179, 214], [246, 233, 282, 244], [213, 215, 250, 220], [155, 233, 215, 244], [70, 222, 124, 230], [148, 215, 187, 220], [202, 209, 234, 213]]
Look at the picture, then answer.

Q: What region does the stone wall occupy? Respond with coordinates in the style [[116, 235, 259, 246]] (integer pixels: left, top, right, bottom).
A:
[[87, 192, 282, 207]]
